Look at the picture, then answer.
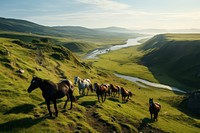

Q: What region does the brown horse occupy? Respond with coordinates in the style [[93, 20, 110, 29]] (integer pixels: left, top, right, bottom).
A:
[[27, 76, 75, 117], [149, 98, 161, 121], [110, 84, 120, 97], [120, 87, 132, 103], [94, 83, 108, 103]]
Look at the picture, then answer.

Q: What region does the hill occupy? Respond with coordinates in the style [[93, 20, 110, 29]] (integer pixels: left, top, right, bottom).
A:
[[139, 34, 200, 89], [0, 17, 142, 54], [0, 33, 200, 132], [0, 17, 140, 41]]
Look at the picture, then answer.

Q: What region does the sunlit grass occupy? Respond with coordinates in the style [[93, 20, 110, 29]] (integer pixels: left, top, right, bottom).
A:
[[0, 36, 199, 133]]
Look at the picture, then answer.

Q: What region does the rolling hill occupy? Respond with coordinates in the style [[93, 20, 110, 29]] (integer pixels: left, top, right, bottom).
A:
[[0, 35, 199, 133], [0, 17, 142, 54], [139, 34, 200, 89], [0, 17, 140, 40], [0, 17, 200, 132]]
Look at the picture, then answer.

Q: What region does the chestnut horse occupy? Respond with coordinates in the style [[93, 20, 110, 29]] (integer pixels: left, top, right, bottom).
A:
[[120, 87, 132, 103], [110, 84, 120, 97], [149, 98, 161, 121], [27, 76, 75, 117], [94, 83, 108, 103]]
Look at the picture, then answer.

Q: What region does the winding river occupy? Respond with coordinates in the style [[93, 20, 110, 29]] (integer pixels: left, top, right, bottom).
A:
[[85, 36, 186, 94], [85, 36, 152, 59]]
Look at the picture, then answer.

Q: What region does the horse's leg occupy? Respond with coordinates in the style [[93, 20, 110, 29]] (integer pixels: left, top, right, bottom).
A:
[[104, 92, 107, 102], [46, 99, 52, 117], [79, 88, 81, 96], [150, 112, 152, 120], [69, 94, 73, 110], [155, 112, 158, 121], [63, 94, 69, 109], [98, 95, 100, 103], [127, 95, 129, 102], [86, 87, 89, 95], [82, 88, 85, 96], [53, 99, 58, 117], [101, 94, 104, 102], [153, 113, 156, 121]]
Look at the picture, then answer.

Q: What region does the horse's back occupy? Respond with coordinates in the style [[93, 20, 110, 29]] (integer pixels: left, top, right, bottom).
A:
[[60, 79, 73, 89], [155, 102, 161, 110]]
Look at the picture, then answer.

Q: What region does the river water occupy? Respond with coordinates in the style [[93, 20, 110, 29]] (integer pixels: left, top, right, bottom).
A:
[[85, 36, 152, 59], [85, 36, 186, 94]]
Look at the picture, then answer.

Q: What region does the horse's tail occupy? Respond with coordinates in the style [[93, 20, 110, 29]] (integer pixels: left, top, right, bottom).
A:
[[129, 91, 133, 97], [72, 95, 77, 103], [155, 102, 161, 110], [89, 84, 93, 92]]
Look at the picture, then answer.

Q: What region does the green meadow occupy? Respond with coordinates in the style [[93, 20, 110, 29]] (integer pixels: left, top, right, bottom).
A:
[[0, 32, 200, 133]]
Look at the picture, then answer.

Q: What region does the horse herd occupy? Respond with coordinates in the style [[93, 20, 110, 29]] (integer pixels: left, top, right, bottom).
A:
[[27, 76, 161, 121]]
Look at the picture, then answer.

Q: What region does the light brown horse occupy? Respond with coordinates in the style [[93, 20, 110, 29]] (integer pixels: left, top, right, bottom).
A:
[[149, 98, 161, 121], [110, 84, 120, 97], [94, 83, 108, 103], [120, 87, 132, 103]]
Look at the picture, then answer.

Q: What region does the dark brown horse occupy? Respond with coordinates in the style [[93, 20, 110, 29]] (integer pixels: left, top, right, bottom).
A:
[[94, 83, 108, 103], [27, 76, 75, 117], [110, 84, 120, 97], [120, 87, 132, 103], [149, 98, 161, 121]]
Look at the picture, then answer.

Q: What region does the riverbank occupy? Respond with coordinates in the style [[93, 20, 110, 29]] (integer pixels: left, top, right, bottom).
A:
[[85, 35, 188, 93], [115, 73, 186, 94], [84, 35, 152, 59]]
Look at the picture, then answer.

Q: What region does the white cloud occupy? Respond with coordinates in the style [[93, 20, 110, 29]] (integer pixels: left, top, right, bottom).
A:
[[77, 0, 130, 10], [27, 8, 200, 29]]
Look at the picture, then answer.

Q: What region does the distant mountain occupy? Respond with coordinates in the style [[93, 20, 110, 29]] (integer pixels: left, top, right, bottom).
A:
[[0, 17, 141, 40], [95, 26, 135, 33]]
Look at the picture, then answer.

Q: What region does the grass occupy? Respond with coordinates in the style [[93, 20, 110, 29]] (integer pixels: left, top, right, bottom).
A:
[[0, 35, 200, 133], [88, 46, 158, 83]]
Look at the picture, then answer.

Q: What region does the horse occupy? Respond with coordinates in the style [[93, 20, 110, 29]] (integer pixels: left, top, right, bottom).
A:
[[149, 98, 161, 121], [27, 76, 75, 117], [120, 87, 132, 103], [74, 76, 93, 96], [110, 84, 120, 97], [94, 83, 108, 103]]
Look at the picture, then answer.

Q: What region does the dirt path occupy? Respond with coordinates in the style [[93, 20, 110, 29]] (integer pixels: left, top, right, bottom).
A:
[[84, 105, 114, 133], [55, 61, 66, 79]]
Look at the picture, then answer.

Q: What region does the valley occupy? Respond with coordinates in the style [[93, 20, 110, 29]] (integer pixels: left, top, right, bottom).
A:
[[0, 17, 200, 133]]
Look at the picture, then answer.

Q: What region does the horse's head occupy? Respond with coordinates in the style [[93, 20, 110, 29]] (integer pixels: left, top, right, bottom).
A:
[[149, 98, 154, 106], [74, 76, 79, 85], [120, 87, 125, 93], [27, 76, 42, 93], [93, 83, 98, 92]]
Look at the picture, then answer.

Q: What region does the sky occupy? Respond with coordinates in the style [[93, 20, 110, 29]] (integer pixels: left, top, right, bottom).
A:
[[0, 0, 200, 29]]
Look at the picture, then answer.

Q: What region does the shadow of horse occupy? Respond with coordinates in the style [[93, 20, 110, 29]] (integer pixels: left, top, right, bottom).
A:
[[107, 97, 120, 103], [4, 104, 36, 115], [138, 117, 154, 131], [0, 116, 45, 132], [80, 101, 97, 107]]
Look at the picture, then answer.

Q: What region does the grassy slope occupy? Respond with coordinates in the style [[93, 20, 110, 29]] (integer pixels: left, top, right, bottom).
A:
[[91, 34, 200, 90], [140, 34, 200, 90], [0, 35, 200, 133]]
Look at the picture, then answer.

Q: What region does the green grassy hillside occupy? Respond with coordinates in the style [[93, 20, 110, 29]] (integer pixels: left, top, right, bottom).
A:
[[1, 35, 200, 133], [140, 34, 200, 89], [90, 34, 200, 91]]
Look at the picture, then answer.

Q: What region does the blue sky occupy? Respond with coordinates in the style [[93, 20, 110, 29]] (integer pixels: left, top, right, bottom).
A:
[[0, 0, 200, 29]]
